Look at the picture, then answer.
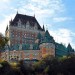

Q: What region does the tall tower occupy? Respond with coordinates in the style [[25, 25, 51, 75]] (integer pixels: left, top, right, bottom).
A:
[[40, 30, 55, 58]]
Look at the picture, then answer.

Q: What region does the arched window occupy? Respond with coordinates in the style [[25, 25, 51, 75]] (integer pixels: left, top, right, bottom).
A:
[[26, 21, 30, 29], [18, 19, 21, 27], [34, 23, 37, 30]]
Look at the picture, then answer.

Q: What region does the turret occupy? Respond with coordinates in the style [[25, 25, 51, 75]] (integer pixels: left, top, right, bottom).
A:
[[43, 25, 45, 31], [6, 25, 8, 31], [42, 30, 55, 43], [40, 30, 55, 58], [67, 43, 74, 55]]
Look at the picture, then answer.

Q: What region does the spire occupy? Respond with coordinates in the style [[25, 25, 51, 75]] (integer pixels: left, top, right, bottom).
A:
[[67, 43, 74, 52], [6, 25, 8, 31], [45, 30, 50, 37], [43, 25, 45, 31], [67, 43, 72, 48], [17, 10, 18, 14], [34, 14, 35, 18], [67, 43, 72, 51], [42, 30, 55, 43]]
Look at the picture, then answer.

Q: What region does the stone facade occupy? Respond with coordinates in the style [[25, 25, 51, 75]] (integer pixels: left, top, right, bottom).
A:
[[40, 43, 55, 58], [1, 50, 41, 61], [1, 13, 74, 61], [1, 13, 55, 61], [5, 13, 45, 46]]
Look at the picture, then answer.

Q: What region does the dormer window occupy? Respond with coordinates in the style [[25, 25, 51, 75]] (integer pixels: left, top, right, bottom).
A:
[[18, 19, 21, 27], [26, 21, 30, 29], [34, 23, 37, 30]]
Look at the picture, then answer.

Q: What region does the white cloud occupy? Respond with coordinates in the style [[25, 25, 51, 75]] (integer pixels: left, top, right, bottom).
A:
[[31, 0, 50, 6], [17, 0, 65, 17], [31, 0, 64, 10], [0, 0, 65, 30], [0, 0, 10, 2], [16, 0, 65, 26], [0, 0, 74, 50], [53, 17, 72, 22], [0, 0, 65, 28], [0, 0, 10, 11], [0, 14, 15, 34], [49, 28, 75, 49], [0, 0, 66, 36]]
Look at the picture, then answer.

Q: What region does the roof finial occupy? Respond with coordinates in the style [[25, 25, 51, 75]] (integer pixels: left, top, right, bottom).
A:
[[17, 10, 18, 14], [34, 13, 35, 17], [43, 24, 45, 31]]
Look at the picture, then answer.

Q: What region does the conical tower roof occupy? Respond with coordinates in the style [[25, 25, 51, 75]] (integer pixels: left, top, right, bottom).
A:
[[67, 43, 74, 52], [42, 30, 55, 43]]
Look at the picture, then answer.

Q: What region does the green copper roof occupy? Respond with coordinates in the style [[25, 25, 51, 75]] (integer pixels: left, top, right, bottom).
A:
[[55, 43, 68, 57], [45, 30, 50, 38], [67, 43, 74, 52], [42, 30, 55, 43], [55, 43, 67, 51]]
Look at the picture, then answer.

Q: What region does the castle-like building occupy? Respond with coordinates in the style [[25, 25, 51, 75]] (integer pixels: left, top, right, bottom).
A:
[[1, 13, 74, 61]]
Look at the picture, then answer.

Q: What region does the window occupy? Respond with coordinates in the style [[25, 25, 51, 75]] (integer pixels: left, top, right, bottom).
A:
[[18, 19, 21, 27], [26, 21, 30, 29]]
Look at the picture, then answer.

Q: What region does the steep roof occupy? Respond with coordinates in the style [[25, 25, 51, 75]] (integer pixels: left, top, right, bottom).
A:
[[10, 13, 44, 31], [42, 30, 55, 43], [67, 43, 74, 52], [45, 30, 50, 38], [55, 43, 67, 51], [55, 43, 67, 57]]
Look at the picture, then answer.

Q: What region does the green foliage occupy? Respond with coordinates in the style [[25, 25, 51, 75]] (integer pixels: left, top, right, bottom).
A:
[[34, 55, 75, 75], [44, 66, 49, 73], [1, 55, 75, 75], [0, 33, 8, 50], [10, 62, 19, 69]]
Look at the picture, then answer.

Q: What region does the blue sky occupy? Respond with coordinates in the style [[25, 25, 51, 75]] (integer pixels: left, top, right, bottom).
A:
[[0, 0, 75, 49]]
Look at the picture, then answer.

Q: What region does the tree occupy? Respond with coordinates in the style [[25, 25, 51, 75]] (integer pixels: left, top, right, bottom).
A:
[[0, 33, 8, 50]]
